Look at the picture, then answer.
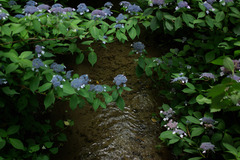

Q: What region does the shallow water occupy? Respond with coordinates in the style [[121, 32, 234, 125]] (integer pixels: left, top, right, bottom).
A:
[[52, 41, 172, 160]]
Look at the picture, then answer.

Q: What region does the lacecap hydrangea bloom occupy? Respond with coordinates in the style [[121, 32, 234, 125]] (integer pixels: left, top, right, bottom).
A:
[[113, 74, 127, 88], [103, 8, 113, 16], [51, 75, 65, 88], [200, 117, 216, 129], [37, 4, 50, 11], [126, 4, 142, 15], [77, 3, 89, 15], [203, 2, 215, 14], [207, 0, 216, 4], [172, 129, 187, 138], [227, 74, 240, 82], [50, 62, 66, 73], [164, 119, 178, 130], [32, 58, 45, 71], [71, 74, 90, 90], [200, 142, 215, 153], [115, 24, 124, 28], [149, 0, 166, 8], [119, 1, 131, 8], [91, 9, 106, 20], [219, 0, 234, 6], [65, 70, 73, 80], [8, 0, 17, 6], [116, 13, 127, 23], [199, 72, 215, 81], [0, 13, 9, 20], [89, 84, 106, 93], [104, 2, 113, 8], [35, 45, 45, 57], [175, 1, 190, 10], [15, 14, 25, 18], [171, 76, 188, 84], [51, 3, 63, 8], [0, 78, 7, 85], [26, 0, 37, 6], [160, 108, 175, 121], [132, 42, 145, 54], [24, 6, 39, 15]]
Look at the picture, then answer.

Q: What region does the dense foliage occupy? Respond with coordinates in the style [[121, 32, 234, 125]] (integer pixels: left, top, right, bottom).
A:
[[0, 0, 240, 159]]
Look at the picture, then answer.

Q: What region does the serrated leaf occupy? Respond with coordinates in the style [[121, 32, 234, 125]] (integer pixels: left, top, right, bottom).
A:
[[2, 87, 19, 95], [44, 90, 55, 109], [205, 51, 215, 63], [0, 139, 6, 150], [30, 76, 40, 92], [38, 83, 52, 92], [19, 51, 32, 59], [185, 116, 200, 124], [216, 11, 225, 22], [76, 53, 84, 64], [63, 84, 76, 95], [223, 57, 234, 73], [191, 127, 204, 137], [7, 125, 20, 135], [33, 19, 41, 33], [116, 96, 125, 110], [93, 98, 100, 111], [174, 16, 182, 31], [9, 138, 24, 150], [165, 20, 173, 31], [182, 88, 196, 94], [70, 94, 79, 110], [128, 27, 137, 40], [90, 26, 99, 39], [223, 143, 238, 156], [6, 63, 18, 74]]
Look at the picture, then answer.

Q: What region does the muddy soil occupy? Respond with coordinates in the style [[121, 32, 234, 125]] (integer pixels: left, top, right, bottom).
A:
[[51, 38, 173, 160]]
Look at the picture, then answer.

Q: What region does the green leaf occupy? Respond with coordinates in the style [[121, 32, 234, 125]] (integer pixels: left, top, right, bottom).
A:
[[205, 51, 215, 63], [128, 27, 137, 40], [182, 88, 196, 94], [143, 8, 153, 16], [191, 127, 205, 137], [44, 142, 53, 148], [223, 143, 238, 156], [58, 23, 67, 35], [88, 51, 97, 66], [63, 84, 76, 95], [0, 129, 7, 138], [205, 16, 214, 28], [93, 98, 100, 111], [78, 89, 89, 98], [174, 16, 182, 31], [7, 125, 20, 135], [30, 76, 40, 92], [69, 43, 77, 53], [182, 13, 195, 27], [44, 90, 55, 109], [2, 87, 19, 95], [33, 19, 41, 33], [184, 149, 199, 154], [223, 57, 234, 73], [216, 11, 225, 22], [12, 25, 25, 35], [165, 21, 173, 31], [90, 26, 99, 39], [188, 157, 203, 160], [168, 138, 179, 144], [159, 130, 178, 139], [29, 145, 40, 153], [19, 51, 32, 59], [116, 96, 125, 110], [76, 53, 84, 65], [185, 116, 200, 124], [38, 83, 52, 92], [150, 17, 159, 31], [198, 12, 205, 18], [196, 95, 212, 105], [2, 25, 11, 36], [0, 139, 6, 150], [6, 63, 18, 74], [9, 138, 24, 150], [70, 94, 79, 110], [186, 83, 195, 90], [212, 133, 222, 143]]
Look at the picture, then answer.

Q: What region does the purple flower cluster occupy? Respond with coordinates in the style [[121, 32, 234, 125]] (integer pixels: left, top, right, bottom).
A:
[[38, 4, 50, 11], [66, 70, 73, 80], [171, 76, 188, 84], [103, 8, 113, 16], [24, 6, 39, 15], [132, 42, 145, 54], [149, 0, 166, 8], [116, 13, 127, 23], [52, 3, 63, 8], [0, 78, 7, 85], [71, 74, 90, 90], [50, 63, 66, 73], [160, 108, 175, 121], [104, 2, 113, 8], [199, 72, 215, 81], [63, 7, 75, 13], [172, 129, 187, 138], [0, 13, 9, 20], [227, 74, 240, 82], [153, 58, 163, 65], [15, 14, 25, 18], [119, 1, 131, 8], [219, 0, 234, 6], [126, 4, 142, 15], [175, 1, 190, 10], [51, 75, 65, 88], [32, 58, 45, 71], [207, 0, 216, 4], [200, 117, 216, 129], [91, 9, 106, 20], [26, 0, 37, 6], [8, 0, 17, 6], [89, 84, 106, 93], [200, 142, 215, 153], [203, 2, 215, 14], [164, 119, 178, 130], [35, 45, 45, 57], [77, 3, 89, 15], [113, 74, 127, 88]]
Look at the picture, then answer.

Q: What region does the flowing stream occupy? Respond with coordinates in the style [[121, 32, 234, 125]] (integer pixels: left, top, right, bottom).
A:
[[52, 41, 172, 160]]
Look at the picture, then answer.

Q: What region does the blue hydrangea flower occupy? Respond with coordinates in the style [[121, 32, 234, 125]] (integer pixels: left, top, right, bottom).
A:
[[126, 4, 142, 15], [160, 108, 175, 121], [37, 4, 50, 11], [24, 6, 39, 15], [200, 72, 215, 81], [66, 70, 73, 80], [164, 119, 178, 130], [77, 3, 89, 15], [132, 42, 145, 54], [0, 13, 9, 20], [15, 14, 25, 18], [63, 7, 75, 12], [200, 142, 215, 153], [115, 24, 124, 28], [120, 1, 131, 8], [219, 0, 234, 5], [51, 75, 65, 88], [103, 8, 113, 16], [51, 3, 63, 8], [71, 74, 90, 90], [35, 45, 45, 57], [104, 2, 113, 8], [0, 78, 7, 85], [207, 0, 216, 4], [199, 117, 215, 125], [32, 58, 44, 71], [175, 1, 190, 10], [116, 13, 127, 22], [89, 84, 106, 93], [8, 0, 17, 6], [37, 13, 45, 17], [113, 74, 127, 87], [153, 58, 163, 65], [172, 129, 187, 138], [203, 2, 215, 14], [227, 74, 240, 82], [149, 0, 166, 8], [50, 62, 66, 73], [171, 76, 188, 84], [50, 7, 64, 14], [91, 9, 106, 20], [26, 0, 37, 6]]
